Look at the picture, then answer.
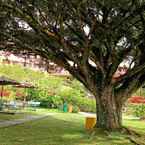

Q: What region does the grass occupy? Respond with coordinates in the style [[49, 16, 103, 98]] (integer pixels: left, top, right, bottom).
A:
[[0, 108, 60, 122], [0, 111, 38, 122], [0, 113, 26, 121], [0, 112, 145, 145], [24, 107, 63, 114], [124, 119, 145, 134]]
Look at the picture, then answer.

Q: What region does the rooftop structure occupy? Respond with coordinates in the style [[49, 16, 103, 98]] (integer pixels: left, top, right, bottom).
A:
[[0, 51, 69, 75]]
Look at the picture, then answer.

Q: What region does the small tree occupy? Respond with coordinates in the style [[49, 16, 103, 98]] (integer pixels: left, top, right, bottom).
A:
[[1, 0, 145, 130]]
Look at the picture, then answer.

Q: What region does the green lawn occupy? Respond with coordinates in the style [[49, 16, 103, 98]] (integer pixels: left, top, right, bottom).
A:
[[124, 119, 145, 134], [0, 108, 60, 121], [0, 112, 144, 145], [0, 112, 37, 121], [24, 107, 63, 114]]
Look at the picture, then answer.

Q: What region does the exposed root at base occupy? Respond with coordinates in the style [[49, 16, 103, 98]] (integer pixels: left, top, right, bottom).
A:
[[122, 127, 145, 145], [89, 126, 142, 136], [90, 127, 145, 145], [121, 127, 141, 137], [127, 136, 145, 145]]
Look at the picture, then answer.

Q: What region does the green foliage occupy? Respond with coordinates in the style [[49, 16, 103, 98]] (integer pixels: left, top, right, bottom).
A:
[[76, 97, 96, 113], [133, 104, 145, 118], [0, 100, 3, 111], [27, 89, 40, 101], [52, 95, 63, 108], [0, 64, 96, 112], [56, 86, 96, 112], [40, 95, 63, 109], [126, 104, 145, 118], [39, 96, 53, 108], [72, 105, 79, 113]]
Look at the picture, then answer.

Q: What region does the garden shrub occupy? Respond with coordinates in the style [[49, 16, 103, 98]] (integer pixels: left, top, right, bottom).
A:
[[40, 100, 50, 108], [72, 105, 79, 113], [133, 104, 145, 118], [40, 95, 63, 108], [39, 96, 53, 108], [42, 94, 96, 113], [76, 97, 96, 113], [52, 95, 63, 108], [0, 100, 3, 110], [56, 85, 96, 112], [125, 104, 145, 118]]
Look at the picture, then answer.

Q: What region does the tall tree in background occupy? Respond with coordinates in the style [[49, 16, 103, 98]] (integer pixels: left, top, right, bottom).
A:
[[0, 0, 145, 130]]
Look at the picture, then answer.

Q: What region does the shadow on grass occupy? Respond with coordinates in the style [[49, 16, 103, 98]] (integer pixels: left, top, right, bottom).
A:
[[0, 113, 142, 145]]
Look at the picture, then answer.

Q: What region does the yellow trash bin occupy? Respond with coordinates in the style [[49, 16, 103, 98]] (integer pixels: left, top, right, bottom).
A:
[[68, 104, 73, 113], [85, 116, 96, 130]]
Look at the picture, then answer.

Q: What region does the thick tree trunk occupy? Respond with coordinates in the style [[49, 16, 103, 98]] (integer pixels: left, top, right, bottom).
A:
[[95, 88, 123, 130]]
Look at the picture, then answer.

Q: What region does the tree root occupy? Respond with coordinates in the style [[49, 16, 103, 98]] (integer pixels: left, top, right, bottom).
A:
[[121, 127, 142, 137], [127, 136, 145, 145], [122, 127, 145, 145], [90, 127, 142, 136], [89, 127, 145, 145]]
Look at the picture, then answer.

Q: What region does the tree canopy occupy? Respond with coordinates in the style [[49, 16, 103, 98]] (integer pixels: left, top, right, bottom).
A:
[[1, 0, 145, 130]]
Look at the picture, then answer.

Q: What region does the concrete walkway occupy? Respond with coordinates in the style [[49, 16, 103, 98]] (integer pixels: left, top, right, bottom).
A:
[[0, 113, 54, 128], [79, 112, 96, 117], [79, 112, 140, 120]]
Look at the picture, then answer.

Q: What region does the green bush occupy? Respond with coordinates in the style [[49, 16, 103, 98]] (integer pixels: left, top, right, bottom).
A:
[[72, 105, 79, 113], [0, 100, 3, 111], [125, 104, 145, 118], [52, 95, 63, 108], [133, 104, 145, 118], [40, 100, 49, 108], [40, 95, 63, 108], [76, 97, 96, 113], [57, 86, 96, 112], [40, 96, 53, 108]]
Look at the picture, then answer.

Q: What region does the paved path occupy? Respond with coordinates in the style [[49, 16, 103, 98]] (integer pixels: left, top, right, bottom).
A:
[[79, 112, 140, 120], [0, 113, 54, 128], [79, 112, 96, 117]]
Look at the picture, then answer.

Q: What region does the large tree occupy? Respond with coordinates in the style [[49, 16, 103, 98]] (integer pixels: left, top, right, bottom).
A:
[[1, 0, 145, 130]]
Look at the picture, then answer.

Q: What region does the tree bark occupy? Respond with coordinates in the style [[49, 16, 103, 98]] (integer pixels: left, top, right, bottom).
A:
[[95, 88, 123, 130]]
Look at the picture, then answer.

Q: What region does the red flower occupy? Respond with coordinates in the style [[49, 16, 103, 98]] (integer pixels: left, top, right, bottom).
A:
[[0, 89, 10, 97], [128, 96, 145, 104]]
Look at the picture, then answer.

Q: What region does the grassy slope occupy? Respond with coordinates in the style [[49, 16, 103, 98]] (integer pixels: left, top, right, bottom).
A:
[[0, 64, 86, 99], [0, 113, 144, 145], [0, 64, 66, 88]]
